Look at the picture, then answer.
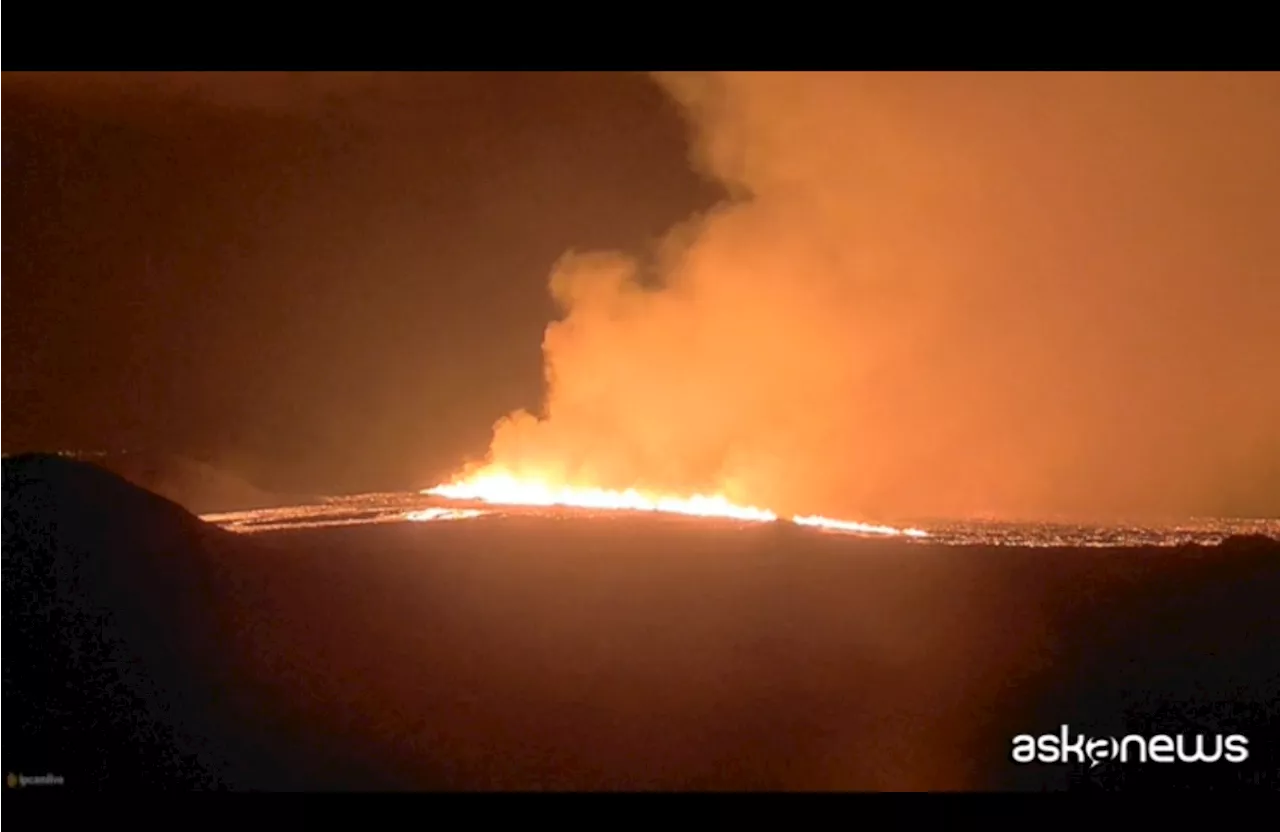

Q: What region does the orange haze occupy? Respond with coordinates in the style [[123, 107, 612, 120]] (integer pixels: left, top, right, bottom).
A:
[[457, 72, 1280, 523]]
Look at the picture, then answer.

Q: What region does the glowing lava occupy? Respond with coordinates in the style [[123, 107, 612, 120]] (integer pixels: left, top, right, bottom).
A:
[[419, 471, 928, 538], [403, 507, 489, 523], [794, 514, 929, 538], [423, 473, 778, 523]]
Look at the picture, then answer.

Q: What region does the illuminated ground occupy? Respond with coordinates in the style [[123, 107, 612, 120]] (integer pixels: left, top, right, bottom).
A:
[[201, 491, 1280, 547]]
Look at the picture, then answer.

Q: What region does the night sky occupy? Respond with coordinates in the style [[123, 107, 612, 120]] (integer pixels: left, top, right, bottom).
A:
[[3, 72, 722, 493]]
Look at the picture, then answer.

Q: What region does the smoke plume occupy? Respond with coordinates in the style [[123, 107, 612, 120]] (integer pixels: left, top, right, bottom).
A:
[[472, 72, 1280, 522]]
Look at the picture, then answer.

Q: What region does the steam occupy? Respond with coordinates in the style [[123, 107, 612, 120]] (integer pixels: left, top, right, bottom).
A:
[[473, 72, 1280, 522]]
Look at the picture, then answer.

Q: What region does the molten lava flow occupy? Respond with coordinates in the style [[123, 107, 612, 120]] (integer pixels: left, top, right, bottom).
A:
[[420, 471, 929, 538], [793, 514, 930, 538], [424, 472, 778, 523], [404, 507, 489, 523]]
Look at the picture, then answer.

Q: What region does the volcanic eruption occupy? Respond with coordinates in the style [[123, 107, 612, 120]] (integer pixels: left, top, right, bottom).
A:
[[422, 72, 1280, 529]]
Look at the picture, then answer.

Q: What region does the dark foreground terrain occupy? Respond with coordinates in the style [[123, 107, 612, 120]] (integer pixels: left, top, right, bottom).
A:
[[4, 453, 1278, 790]]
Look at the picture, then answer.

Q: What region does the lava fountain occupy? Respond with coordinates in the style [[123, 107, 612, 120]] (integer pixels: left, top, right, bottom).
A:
[[417, 471, 928, 538]]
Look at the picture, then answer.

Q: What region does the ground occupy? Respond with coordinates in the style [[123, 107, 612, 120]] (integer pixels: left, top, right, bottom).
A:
[[3, 454, 1278, 790]]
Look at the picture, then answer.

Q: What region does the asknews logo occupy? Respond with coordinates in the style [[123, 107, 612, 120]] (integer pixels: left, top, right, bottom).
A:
[[1012, 725, 1249, 768]]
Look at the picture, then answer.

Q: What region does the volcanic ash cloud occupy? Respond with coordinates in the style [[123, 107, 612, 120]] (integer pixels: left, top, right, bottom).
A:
[[476, 72, 1280, 523]]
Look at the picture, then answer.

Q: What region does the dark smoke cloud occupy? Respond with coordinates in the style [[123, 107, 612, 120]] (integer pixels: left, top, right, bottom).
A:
[[470, 72, 1280, 522]]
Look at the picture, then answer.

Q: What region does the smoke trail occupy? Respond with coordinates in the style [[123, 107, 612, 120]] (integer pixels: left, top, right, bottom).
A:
[[475, 72, 1280, 522]]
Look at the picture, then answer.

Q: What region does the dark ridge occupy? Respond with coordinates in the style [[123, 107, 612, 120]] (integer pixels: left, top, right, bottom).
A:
[[3, 453, 231, 787], [1, 453, 388, 789], [0, 450, 427, 788], [58, 449, 307, 515], [3, 452, 220, 539]]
